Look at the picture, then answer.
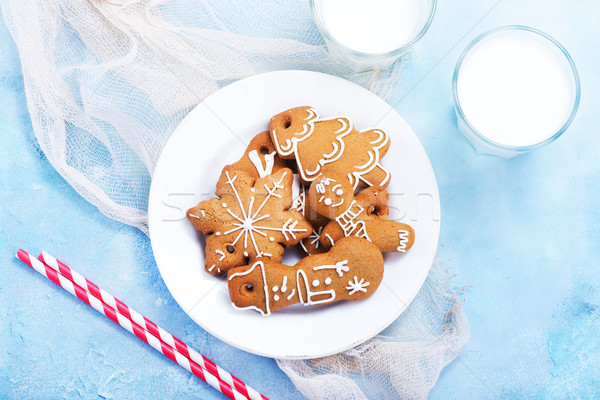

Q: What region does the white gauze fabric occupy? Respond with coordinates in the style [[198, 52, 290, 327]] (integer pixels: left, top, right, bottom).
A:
[[277, 259, 470, 400], [2, 1, 470, 398], [1, 0, 402, 234]]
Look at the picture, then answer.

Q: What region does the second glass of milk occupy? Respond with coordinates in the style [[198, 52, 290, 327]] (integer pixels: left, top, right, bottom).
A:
[[311, 0, 436, 70], [453, 26, 580, 158]]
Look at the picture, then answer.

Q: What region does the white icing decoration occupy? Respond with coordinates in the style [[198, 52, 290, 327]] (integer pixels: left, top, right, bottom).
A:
[[250, 188, 255, 192], [325, 233, 335, 246], [215, 232, 221, 236], [301, 226, 324, 254], [287, 289, 296, 300], [215, 250, 226, 261], [228, 261, 271, 316], [325, 277, 332, 285], [222, 203, 227, 208], [201, 210, 206, 217], [332, 198, 344, 208], [269, 237, 275, 242], [296, 269, 336, 306], [313, 260, 349, 277], [243, 251, 249, 257], [221, 171, 307, 257], [262, 252, 273, 257], [272, 286, 279, 292], [312, 279, 320, 287], [291, 175, 306, 215], [299, 238, 309, 253], [188, 213, 201, 220], [346, 276, 370, 295], [397, 229, 409, 252], [332, 184, 342, 192], [248, 149, 276, 178], [315, 177, 336, 194], [335, 189, 344, 196], [274, 295, 280, 301], [324, 198, 332, 206], [281, 276, 288, 293], [271, 109, 390, 189], [335, 200, 371, 241], [208, 265, 216, 272]]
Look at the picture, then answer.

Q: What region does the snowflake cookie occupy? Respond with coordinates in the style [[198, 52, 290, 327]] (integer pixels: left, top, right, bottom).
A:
[[308, 173, 415, 253], [269, 106, 391, 190], [227, 237, 384, 315], [186, 168, 312, 275]]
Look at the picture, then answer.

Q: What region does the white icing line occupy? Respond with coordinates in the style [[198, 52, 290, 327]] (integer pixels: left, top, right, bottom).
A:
[[215, 250, 226, 262], [313, 260, 349, 277], [397, 229, 409, 252], [248, 149, 276, 178], [228, 261, 271, 316], [287, 289, 296, 300], [325, 233, 335, 246]]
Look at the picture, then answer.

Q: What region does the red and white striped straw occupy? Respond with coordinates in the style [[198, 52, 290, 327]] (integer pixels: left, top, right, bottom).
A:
[[16, 249, 268, 400], [38, 251, 266, 400]]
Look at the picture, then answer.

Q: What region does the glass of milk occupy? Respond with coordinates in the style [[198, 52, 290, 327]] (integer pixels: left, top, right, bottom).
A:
[[453, 26, 580, 158], [310, 0, 437, 70]]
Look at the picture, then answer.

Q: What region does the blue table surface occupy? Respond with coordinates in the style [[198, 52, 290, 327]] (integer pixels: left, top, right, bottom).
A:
[[1, 1, 599, 399]]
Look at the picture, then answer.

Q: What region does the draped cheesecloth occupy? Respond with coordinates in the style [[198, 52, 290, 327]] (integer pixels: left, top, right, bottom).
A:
[[2, 0, 469, 398]]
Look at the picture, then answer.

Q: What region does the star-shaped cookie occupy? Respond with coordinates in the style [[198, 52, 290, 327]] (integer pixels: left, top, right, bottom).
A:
[[187, 168, 312, 275]]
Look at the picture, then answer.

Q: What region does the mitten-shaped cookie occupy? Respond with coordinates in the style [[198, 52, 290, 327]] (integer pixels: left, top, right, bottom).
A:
[[186, 168, 312, 275], [269, 106, 391, 190], [291, 174, 330, 255], [227, 237, 384, 315], [309, 173, 415, 253], [221, 130, 287, 179]]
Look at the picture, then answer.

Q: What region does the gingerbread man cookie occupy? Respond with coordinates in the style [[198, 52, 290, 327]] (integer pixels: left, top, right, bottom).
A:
[[308, 173, 415, 253], [221, 131, 287, 179], [186, 168, 312, 275], [227, 237, 384, 315], [269, 106, 391, 190]]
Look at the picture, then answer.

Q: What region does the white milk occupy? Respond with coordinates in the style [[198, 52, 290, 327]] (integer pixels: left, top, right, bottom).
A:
[[320, 0, 421, 54], [456, 29, 577, 147]]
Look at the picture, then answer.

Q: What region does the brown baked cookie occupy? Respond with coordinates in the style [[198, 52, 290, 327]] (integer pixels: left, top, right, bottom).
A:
[[221, 131, 287, 179], [308, 173, 415, 253], [269, 106, 391, 190], [291, 174, 330, 255], [186, 168, 312, 275], [227, 236, 384, 315]]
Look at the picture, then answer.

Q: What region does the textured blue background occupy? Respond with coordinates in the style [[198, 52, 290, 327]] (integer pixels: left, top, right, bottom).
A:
[[1, 1, 599, 399]]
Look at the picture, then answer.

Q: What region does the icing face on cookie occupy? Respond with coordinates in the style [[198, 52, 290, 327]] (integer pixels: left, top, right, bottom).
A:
[[310, 173, 416, 254], [309, 173, 355, 218]]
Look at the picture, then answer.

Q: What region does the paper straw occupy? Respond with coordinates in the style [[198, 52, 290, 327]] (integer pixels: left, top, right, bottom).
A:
[[38, 251, 265, 400], [16, 249, 266, 400]]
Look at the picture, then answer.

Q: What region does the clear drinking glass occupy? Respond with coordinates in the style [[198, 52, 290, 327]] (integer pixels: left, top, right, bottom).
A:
[[452, 26, 581, 158], [310, 0, 437, 70]]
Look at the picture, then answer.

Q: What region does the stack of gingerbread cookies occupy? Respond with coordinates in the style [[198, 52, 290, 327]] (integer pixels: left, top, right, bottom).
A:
[[186, 106, 415, 316]]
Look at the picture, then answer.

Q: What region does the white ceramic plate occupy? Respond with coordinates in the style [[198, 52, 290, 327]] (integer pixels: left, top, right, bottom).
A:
[[148, 70, 440, 359]]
